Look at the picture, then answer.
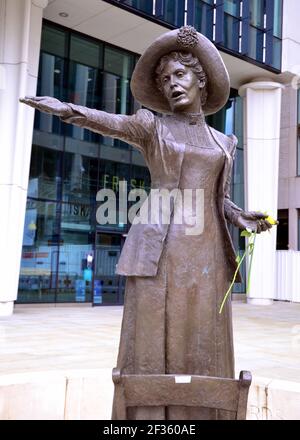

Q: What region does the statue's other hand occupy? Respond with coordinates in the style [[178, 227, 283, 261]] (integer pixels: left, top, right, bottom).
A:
[[236, 211, 277, 234], [19, 96, 71, 117]]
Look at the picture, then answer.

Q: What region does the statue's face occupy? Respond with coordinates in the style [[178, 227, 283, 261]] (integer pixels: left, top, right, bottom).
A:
[[159, 59, 203, 113]]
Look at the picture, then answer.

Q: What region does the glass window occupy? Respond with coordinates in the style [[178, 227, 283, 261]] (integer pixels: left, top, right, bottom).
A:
[[223, 13, 240, 51], [276, 210, 289, 250], [99, 160, 131, 191], [67, 60, 102, 142], [41, 25, 66, 58], [63, 151, 99, 202], [249, 0, 265, 29], [29, 145, 62, 201], [35, 53, 65, 134], [70, 35, 103, 69], [224, 0, 240, 16], [18, 200, 60, 303], [273, 0, 283, 38], [224, 99, 235, 134], [57, 207, 94, 303], [94, 233, 124, 305], [103, 47, 135, 137], [193, 0, 214, 39], [162, 0, 185, 27], [249, 26, 264, 62], [122, 0, 153, 14], [102, 72, 131, 115], [272, 37, 282, 70], [97, 159, 131, 233], [131, 164, 151, 192], [104, 46, 134, 79], [234, 95, 244, 147]]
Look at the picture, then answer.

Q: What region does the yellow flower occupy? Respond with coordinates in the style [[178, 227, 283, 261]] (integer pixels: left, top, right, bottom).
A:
[[265, 215, 277, 225]]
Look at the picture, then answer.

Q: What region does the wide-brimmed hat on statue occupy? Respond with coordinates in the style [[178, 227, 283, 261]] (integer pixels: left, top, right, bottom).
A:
[[131, 26, 230, 116]]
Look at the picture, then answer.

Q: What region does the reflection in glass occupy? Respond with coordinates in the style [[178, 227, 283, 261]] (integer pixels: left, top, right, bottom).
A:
[[272, 37, 282, 70], [162, 0, 185, 27], [29, 145, 62, 200], [194, 0, 214, 39], [249, 26, 264, 62], [103, 46, 135, 149], [131, 164, 151, 192], [18, 201, 60, 303], [273, 0, 283, 38], [41, 25, 66, 58], [94, 234, 124, 305], [57, 206, 94, 303], [223, 13, 240, 52], [68, 36, 103, 142], [224, 0, 240, 16], [70, 34, 102, 69], [97, 160, 131, 233], [234, 95, 243, 147], [63, 151, 99, 202], [67, 61, 101, 142], [35, 53, 65, 134], [104, 46, 134, 79], [121, 0, 153, 14], [249, 0, 264, 28]]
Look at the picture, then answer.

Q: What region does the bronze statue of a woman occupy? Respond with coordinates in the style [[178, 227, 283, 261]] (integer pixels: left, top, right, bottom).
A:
[[21, 26, 273, 420]]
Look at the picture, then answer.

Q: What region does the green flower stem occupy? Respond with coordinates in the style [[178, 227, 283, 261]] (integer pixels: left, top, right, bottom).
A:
[[246, 233, 257, 295], [219, 250, 247, 315]]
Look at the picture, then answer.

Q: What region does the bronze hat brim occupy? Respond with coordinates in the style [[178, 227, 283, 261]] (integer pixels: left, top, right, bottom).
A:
[[131, 28, 230, 116]]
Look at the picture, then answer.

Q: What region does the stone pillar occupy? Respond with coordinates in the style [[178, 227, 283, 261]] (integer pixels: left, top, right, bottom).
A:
[[0, 0, 48, 316], [239, 81, 284, 306]]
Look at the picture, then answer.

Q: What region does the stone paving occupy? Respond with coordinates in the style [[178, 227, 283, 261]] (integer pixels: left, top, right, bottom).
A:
[[0, 301, 299, 382]]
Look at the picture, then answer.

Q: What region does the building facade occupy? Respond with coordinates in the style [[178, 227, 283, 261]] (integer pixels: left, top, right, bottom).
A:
[[0, 0, 299, 315]]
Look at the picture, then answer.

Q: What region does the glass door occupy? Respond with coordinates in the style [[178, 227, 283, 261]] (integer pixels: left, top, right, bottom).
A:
[[93, 232, 125, 305]]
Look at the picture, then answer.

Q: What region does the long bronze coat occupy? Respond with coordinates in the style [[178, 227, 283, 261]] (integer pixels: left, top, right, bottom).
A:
[[62, 105, 243, 420]]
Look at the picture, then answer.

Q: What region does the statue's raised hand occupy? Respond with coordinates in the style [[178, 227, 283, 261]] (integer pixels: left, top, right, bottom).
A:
[[19, 96, 71, 117]]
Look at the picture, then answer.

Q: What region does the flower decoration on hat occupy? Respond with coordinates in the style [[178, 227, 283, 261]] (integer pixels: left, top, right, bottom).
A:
[[177, 26, 199, 49]]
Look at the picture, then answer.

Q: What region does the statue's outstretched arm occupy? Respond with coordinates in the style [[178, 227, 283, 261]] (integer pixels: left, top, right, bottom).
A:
[[223, 135, 273, 234], [19, 96, 155, 153]]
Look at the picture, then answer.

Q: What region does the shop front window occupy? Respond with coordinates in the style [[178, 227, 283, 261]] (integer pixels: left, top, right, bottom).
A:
[[18, 201, 60, 303], [94, 233, 125, 305], [57, 205, 94, 303]]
